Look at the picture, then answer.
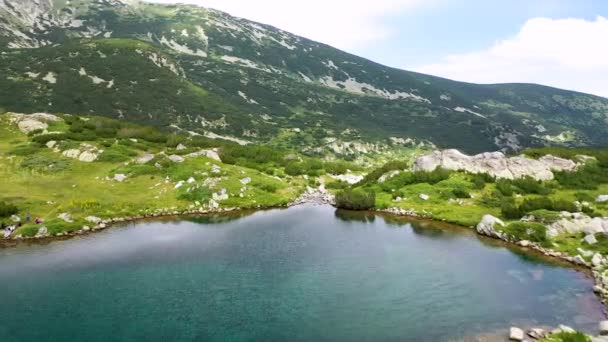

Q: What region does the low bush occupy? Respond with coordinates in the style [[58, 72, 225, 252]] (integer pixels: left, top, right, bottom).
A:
[[501, 202, 524, 220], [9, 144, 41, 156], [356, 160, 409, 186], [177, 186, 212, 202], [452, 188, 471, 199], [0, 201, 18, 217], [511, 176, 551, 195], [496, 179, 514, 196], [325, 180, 350, 190], [503, 222, 548, 243], [20, 154, 71, 173], [469, 172, 494, 189], [335, 188, 376, 210]]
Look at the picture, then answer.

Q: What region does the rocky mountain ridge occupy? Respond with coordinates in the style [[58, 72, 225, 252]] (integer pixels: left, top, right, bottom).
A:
[[0, 0, 607, 154]]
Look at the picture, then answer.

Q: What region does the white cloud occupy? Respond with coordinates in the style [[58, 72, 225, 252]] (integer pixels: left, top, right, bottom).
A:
[[145, 0, 428, 50], [415, 16, 608, 98]]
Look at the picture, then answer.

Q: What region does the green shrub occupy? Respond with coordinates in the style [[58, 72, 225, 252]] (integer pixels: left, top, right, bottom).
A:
[[356, 160, 409, 186], [9, 144, 41, 156], [554, 164, 608, 190], [496, 179, 514, 196], [469, 172, 494, 189], [177, 186, 212, 202], [20, 154, 71, 173], [326, 180, 350, 190], [574, 192, 595, 202], [0, 201, 18, 217], [544, 331, 590, 342], [512, 176, 551, 195], [166, 134, 188, 148], [31, 133, 68, 145], [503, 222, 547, 243], [552, 199, 578, 213], [501, 202, 524, 220], [96, 145, 137, 163], [253, 181, 279, 193], [528, 209, 561, 223], [335, 188, 376, 210], [452, 188, 470, 198]]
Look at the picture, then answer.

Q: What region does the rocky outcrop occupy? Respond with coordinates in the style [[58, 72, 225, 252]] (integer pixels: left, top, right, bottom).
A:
[[476, 214, 506, 239], [60, 143, 101, 162], [547, 213, 608, 238], [9, 113, 62, 134], [413, 149, 579, 181]]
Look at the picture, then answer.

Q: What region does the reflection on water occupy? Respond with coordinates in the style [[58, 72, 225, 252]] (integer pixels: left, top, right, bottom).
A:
[[0, 205, 604, 342]]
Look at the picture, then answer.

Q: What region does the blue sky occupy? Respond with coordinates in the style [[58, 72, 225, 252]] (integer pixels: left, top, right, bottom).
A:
[[149, 0, 608, 97], [370, 0, 608, 67]]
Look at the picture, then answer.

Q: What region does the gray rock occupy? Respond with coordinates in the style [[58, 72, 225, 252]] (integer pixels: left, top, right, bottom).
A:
[[136, 153, 155, 164], [35, 226, 48, 238], [419, 193, 430, 201], [527, 328, 546, 339], [114, 173, 127, 182], [585, 234, 598, 245], [85, 216, 101, 224], [168, 154, 185, 163], [62, 149, 81, 159], [57, 213, 73, 223], [509, 327, 524, 341], [10, 214, 20, 223], [176, 143, 187, 150], [592, 253, 604, 267], [78, 151, 98, 162], [597, 195, 608, 203]]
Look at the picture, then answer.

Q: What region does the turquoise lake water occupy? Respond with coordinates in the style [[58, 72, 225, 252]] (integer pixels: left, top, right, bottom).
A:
[[0, 205, 604, 341]]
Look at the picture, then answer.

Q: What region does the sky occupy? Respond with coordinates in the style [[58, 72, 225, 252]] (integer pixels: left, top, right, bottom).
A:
[[146, 0, 608, 98]]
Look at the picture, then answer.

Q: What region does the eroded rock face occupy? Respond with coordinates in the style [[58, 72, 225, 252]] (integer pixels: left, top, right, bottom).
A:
[[412, 149, 579, 181]]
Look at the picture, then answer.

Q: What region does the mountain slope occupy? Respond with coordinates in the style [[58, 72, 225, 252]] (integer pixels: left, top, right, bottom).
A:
[[1, 0, 607, 154]]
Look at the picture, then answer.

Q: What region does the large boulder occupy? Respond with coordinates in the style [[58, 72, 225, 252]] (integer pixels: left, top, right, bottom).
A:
[[476, 215, 506, 239], [597, 195, 608, 203]]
